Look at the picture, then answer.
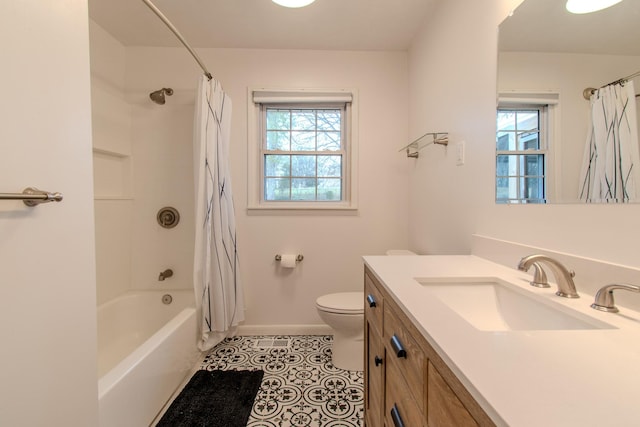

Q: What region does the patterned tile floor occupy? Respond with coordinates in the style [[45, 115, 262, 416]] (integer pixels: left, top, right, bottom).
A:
[[200, 335, 364, 427]]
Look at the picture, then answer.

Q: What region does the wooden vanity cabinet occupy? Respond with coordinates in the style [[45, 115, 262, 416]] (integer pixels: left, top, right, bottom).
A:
[[364, 266, 495, 427], [364, 272, 385, 427]]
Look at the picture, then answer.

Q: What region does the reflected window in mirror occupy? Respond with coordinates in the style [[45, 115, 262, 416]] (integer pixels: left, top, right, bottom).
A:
[[497, 0, 640, 203], [496, 105, 549, 204]]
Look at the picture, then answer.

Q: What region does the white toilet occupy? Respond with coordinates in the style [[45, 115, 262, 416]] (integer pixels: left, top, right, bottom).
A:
[[316, 292, 364, 371], [316, 250, 416, 371]]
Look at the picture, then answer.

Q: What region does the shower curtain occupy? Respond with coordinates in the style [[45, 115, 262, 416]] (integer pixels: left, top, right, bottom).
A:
[[579, 81, 640, 202], [193, 75, 244, 351]]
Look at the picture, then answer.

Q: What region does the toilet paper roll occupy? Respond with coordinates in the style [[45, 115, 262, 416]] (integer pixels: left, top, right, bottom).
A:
[[280, 254, 297, 269]]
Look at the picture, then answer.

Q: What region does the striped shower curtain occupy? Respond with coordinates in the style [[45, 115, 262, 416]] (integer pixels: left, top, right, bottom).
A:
[[579, 81, 640, 202], [193, 75, 244, 351]]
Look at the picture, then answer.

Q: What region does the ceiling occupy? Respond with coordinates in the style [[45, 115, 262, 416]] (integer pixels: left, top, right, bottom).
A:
[[499, 0, 640, 56], [88, 0, 435, 51]]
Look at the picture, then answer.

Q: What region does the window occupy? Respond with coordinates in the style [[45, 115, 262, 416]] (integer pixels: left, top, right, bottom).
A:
[[263, 106, 344, 201], [496, 105, 548, 204], [248, 89, 357, 210]]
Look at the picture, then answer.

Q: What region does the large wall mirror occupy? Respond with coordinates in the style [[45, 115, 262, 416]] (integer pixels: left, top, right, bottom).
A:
[[497, 0, 640, 203]]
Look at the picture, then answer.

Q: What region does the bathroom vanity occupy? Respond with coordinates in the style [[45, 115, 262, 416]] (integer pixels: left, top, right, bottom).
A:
[[363, 255, 640, 426], [365, 266, 493, 427]]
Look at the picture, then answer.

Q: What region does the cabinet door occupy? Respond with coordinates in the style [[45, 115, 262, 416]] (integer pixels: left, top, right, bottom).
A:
[[365, 321, 384, 427], [427, 361, 478, 427], [384, 304, 426, 410], [385, 354, 426, 427]]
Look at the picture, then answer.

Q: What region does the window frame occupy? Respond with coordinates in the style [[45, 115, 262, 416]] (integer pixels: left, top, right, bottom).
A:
[[496, 92, 560, 204], [496, 105, 548, 203], [248, 88, 358, 211]]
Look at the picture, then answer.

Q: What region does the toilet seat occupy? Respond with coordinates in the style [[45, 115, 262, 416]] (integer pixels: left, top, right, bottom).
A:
[[316, 292, 363, 315]]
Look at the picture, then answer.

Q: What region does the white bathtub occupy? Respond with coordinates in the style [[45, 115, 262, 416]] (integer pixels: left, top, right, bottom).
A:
[[97, 290, 199, 427]]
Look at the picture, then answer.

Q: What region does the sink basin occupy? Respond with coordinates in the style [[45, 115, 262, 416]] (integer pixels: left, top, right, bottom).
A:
[[417, 277, 614, 331]]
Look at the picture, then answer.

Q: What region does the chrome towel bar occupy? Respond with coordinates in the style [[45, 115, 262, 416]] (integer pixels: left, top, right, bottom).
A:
[[0, 187, 63, 207], [399, 132, 449, 158]]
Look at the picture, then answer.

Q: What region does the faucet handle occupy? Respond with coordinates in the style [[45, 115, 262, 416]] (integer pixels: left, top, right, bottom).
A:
[[591, 283, 640, 313], [529, 262, 550, 288]]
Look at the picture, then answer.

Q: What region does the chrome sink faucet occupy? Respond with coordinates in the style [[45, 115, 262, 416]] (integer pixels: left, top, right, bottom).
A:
[[517, 254, 579, 298], [591, 283, 640, 313]]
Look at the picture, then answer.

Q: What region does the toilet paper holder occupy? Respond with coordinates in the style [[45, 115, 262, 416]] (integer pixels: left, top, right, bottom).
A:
[[275, 254, 304, 262]]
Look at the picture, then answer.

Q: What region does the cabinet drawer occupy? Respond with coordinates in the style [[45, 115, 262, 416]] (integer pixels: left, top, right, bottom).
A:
[[428, 361, 478, 427], [365, 272, 384, 335], [384, 304, 425, 410], [385, 354, 426, 427]]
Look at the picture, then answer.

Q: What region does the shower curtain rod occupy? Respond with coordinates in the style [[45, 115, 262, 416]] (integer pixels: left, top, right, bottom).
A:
[[141, 0, 213, 80], [583, 70, 640, 100], [605, 70, 640, 87]]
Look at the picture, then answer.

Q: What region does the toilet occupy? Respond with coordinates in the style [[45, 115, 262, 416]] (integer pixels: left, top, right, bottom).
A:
[[316, 291, 364, 371], [316, 250, 417, 371]]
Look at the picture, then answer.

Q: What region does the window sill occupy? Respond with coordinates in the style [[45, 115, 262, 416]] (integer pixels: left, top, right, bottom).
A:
[[247, 201, 358, 214]]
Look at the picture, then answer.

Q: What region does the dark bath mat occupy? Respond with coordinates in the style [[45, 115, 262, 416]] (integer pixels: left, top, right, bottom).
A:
[[157, 369, 264, 427]]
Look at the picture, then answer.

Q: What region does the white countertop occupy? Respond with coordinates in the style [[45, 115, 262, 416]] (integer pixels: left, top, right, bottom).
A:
[[363, 255, 640, 427]]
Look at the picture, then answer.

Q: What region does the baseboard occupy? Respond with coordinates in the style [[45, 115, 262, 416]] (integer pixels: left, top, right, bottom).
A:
[[237, 324, 333, 336]]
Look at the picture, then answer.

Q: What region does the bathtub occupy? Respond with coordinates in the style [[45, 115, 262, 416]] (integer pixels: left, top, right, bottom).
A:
[[97, 290, 199, 427]]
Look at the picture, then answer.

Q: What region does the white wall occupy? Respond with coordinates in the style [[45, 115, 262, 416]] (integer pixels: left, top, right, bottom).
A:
[[499, 52, 640, 201], [409, 0, 640, 269], [0, 1, 98, 425], [123, 47, 410, 327]]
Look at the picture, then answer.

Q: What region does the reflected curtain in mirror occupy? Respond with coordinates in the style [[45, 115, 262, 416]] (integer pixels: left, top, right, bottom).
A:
[[579, 81, 640, 202]]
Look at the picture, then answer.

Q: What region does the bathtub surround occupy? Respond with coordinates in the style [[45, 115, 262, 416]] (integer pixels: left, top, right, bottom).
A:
[[193, 75, 244, 351], [90, 22, 197, 306], [157, 369, 264, 426]]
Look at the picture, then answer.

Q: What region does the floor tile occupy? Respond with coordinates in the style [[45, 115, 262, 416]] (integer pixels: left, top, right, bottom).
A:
[[200, 335, 364, 427]]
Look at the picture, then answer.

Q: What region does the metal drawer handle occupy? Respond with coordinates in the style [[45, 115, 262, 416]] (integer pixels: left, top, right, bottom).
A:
[[390, 404, 405, 427], [374, 355, 383, 366], [366, 294, 377, 308], [390, 335, 407, 358]]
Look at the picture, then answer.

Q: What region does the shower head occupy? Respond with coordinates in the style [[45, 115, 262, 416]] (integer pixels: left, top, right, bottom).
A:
[[149, 87, 174, 105]]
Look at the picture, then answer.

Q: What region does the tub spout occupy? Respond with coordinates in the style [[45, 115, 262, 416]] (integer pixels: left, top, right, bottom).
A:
[[158, 269, 173, 281]]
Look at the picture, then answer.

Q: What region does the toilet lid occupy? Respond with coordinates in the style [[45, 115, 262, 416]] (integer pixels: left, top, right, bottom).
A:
[[316, 292, 364, 314]]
